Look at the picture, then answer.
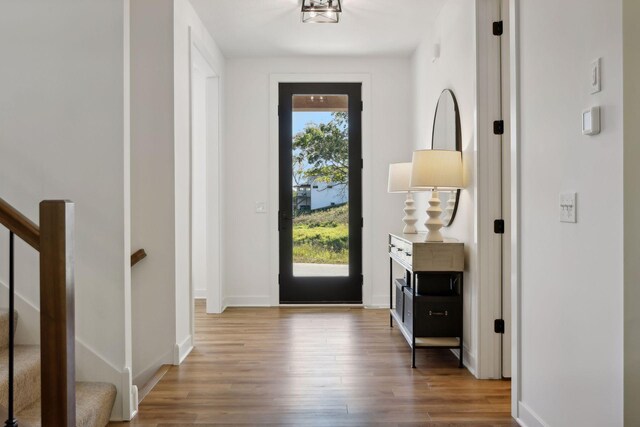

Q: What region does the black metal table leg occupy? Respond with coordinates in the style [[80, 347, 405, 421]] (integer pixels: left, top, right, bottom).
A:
[[411, 272, 416, 368], [459, 272, 464, 368], [389, 257, 393, 327]]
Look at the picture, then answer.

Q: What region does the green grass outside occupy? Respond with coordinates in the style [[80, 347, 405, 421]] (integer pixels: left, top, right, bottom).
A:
[[293, 205, 349, 264]]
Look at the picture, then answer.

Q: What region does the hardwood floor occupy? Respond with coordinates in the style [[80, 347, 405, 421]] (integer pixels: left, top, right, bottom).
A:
[[112, 301, 516, 426]]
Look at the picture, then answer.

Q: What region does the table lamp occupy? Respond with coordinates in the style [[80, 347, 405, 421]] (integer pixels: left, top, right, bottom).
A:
[[410, 150, 463, 242], [387, 162, 419, 234]]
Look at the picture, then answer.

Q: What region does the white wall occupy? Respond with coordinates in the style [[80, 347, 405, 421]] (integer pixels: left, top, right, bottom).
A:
[[411, 1, 479, 374], [131, 0, 226, 386], [624, 0, 640, 424], [130, 0, 176, 388], [0, 0, 134, 419], [517, 0, 624, 425], [224, 57, 412, 307]]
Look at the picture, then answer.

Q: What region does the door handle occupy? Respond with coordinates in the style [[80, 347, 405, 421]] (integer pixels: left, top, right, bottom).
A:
[[428, 310, 449, 316]]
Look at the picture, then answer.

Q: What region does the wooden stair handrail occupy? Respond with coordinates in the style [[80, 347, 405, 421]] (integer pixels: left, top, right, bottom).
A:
[[0, 197, 40, 251], [131, 248, 147, 267]]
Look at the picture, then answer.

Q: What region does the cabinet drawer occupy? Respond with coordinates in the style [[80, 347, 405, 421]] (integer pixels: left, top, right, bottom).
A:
[[415, 297, 462, 337], [404, 290, 462, 338], [416, 273, 460, 297], [389, 236, 413, 266], [412, 243, 464, 272]]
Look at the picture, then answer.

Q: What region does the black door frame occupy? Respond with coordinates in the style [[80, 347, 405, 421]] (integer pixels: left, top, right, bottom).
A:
[[278, 82, 363, 304]]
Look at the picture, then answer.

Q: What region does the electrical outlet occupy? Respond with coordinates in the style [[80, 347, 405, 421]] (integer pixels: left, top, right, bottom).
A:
[[560, 193, 577, 223]]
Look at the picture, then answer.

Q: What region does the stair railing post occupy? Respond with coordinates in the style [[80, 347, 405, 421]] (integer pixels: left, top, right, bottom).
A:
[[4, 232, 17, 427], [39, 201, 75, 427]]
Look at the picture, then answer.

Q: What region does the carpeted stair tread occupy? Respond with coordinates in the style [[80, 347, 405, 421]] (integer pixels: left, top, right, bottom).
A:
[[0, 310, 18, 351], [0, 311, 117, 425], [0, 345, 40, 413], [16, 382, 117, 427]]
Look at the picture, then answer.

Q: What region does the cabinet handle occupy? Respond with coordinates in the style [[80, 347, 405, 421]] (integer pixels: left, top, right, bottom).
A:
[[428, 310, 448, 316], [397, 248, 404, 252]]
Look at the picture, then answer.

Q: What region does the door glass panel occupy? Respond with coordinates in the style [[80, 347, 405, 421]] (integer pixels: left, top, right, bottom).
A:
[[291, 94, 349, 277]]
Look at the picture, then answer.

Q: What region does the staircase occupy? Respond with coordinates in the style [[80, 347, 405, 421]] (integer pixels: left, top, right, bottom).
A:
[[0, 311, 116, 427], [0, 198, 118, 426]]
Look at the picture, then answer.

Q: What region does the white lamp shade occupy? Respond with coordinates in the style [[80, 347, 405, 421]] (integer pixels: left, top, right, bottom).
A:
[[410, 149, 463, 189], [387, 162, 413, 193]]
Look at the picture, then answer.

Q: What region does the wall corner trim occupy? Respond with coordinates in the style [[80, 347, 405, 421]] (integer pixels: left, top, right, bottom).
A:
[[517, 401, 549, 427], [174, 335, 194, 365]]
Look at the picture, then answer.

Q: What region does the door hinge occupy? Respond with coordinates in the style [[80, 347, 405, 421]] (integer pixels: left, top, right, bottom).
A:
[[361, 158, 364, 169], [360, 101, 364, 111], [278, 105, 281, 117], [494, 219, 505, 234], [278, 273, 281, 284], [361, 217, 364, 228], [494, 319, 505, 334], [361, 274, 364, 285], [493, 120, 504, 135], [493, 21, 504, 36]]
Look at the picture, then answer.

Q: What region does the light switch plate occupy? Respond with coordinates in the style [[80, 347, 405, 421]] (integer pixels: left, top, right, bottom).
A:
[[560, 192, 577, 223], [590, 58, 601, 94], [582, 106, 601, 136], [255, 202, 267, 214]]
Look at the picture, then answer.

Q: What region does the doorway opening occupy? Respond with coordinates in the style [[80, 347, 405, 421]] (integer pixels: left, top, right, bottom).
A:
[[190, 42, 222, 338], [278, 83, 363, 304]]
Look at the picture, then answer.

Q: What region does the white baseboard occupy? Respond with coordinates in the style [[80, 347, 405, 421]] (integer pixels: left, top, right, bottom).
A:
[[133, 348, 173, 387], [517, 401, 548, 427], [279, 304, 364, 308], [173, 335, 193, 365], [225, 296, 393, 309], [450, 345, 477, 377], [464, 347, 477, 377], [224, 296, 271, 307], [368, 294, 390, 308], [129, 385, 138, 419], [194, 289, 207, 299], [119, 367, 138, 420]]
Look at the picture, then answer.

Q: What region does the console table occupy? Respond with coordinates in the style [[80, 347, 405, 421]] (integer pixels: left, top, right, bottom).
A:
[[388, 232, 464, 368]]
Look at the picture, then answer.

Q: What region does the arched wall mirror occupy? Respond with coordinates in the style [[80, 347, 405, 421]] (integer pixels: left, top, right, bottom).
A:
[[431, 89, 462, 227]]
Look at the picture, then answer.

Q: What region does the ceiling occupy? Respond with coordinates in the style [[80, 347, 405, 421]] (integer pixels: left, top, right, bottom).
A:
[[189, 0, 446, 58]]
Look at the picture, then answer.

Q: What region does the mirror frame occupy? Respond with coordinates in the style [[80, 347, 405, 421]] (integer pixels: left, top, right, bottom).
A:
[[430, 89, 462, 227]]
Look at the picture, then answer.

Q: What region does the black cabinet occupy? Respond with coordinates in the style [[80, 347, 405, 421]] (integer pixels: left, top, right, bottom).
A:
[[389, 233, 465, 369], [404, 290, 462, 338]]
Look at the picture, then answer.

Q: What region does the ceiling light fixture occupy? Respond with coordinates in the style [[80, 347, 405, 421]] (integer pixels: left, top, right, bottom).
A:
[[301, 0, 342, 24]]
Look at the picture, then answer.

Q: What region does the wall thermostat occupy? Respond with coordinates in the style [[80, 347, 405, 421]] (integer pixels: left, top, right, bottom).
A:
[[582, 106, 601, 136]]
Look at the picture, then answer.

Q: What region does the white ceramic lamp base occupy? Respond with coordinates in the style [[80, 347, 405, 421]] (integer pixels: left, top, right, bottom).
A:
[[442, 192, 456, 225], [425, 189, 444, 242], [402, 191, 418, 234]]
